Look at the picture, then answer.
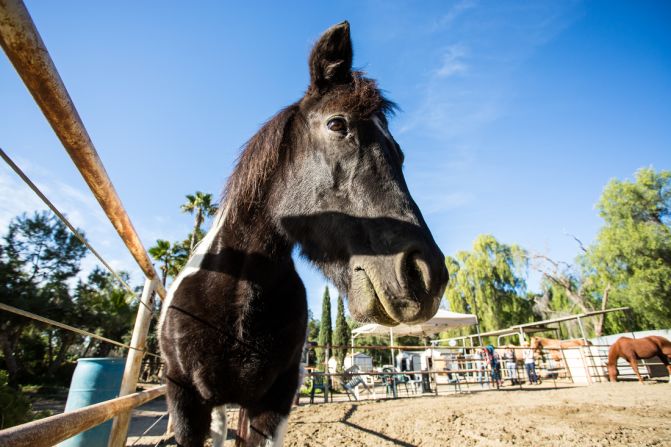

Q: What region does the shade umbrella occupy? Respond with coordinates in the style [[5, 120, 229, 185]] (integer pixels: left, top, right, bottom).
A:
[[351, 309, 478, 364]]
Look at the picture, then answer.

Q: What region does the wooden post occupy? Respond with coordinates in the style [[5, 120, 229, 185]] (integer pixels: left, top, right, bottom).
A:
[[576, 316, 588, 344], [324, 345, 330, 403], [430, 348, 439, 396], [108, 277, 157, 447], [237, 408, 249, 444]]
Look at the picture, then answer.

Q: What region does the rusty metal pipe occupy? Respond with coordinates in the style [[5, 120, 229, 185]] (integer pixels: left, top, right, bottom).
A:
[[0, 386, 166, 447], [0, 0, 166, 299]]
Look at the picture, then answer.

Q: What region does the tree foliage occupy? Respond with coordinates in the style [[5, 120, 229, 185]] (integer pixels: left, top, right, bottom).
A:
[[148, 239, 188, 286], [0, 370, 31, 428], [74, 268, 138, 357], [444, 235, 533, 335], [581, 167, 671, 332], [333, 295, 350, 371], [181, 192, 218, 253], [0, 212, 87, 384], [316, 287, 332, 367], [0, 212, 137, 386]]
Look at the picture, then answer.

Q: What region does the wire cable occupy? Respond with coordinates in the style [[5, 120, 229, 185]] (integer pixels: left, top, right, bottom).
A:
[[0, 147, 156, 315], [0, 302, 161, 359], [130, 411, 168, 446]]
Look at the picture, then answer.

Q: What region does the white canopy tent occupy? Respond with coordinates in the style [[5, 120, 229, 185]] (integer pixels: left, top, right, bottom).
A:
[[350, 309, 478, 364]]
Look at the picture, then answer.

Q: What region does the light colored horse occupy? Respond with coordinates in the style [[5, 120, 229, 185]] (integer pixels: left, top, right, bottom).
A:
[[530, 336, 591, 362], [607, 336, 671, 383]]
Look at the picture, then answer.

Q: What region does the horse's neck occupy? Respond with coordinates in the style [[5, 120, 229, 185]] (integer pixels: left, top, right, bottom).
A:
[[539, 338, 559, 349], [198, 208, 303, 329], [210, 199, 287, 255]]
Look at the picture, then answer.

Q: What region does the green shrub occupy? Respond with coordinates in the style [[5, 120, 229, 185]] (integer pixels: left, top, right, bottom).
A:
[[0, 370, 32, 429]]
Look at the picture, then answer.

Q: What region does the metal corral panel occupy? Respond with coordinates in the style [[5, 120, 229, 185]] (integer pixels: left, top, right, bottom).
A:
[[562, 348, 590, 385]]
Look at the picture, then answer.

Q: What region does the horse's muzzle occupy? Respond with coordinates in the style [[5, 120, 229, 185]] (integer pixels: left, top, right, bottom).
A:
[[348, 249, 447, 325]]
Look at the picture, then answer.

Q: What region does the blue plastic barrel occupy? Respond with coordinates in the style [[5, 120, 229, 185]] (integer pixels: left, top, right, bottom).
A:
[[58, 357, 126, 447]]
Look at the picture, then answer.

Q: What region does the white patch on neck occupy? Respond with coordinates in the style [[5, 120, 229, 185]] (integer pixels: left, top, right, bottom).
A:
[[264, 416, 289, 447], [158, 204, 228, 332]]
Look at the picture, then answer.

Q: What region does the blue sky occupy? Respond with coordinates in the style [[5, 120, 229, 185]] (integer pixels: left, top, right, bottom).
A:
[[1, 1, 669, 322]]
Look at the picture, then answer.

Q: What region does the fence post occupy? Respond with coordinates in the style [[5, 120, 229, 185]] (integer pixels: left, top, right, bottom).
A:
[[108, 277, 157, 447], [324, 345, 330, 403]]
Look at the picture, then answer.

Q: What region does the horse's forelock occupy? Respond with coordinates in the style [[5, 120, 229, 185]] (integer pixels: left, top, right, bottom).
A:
[[306, 73, 397, 119]]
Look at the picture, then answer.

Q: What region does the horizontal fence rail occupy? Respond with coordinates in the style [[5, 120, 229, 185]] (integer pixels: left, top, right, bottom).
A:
[[0, 385, 166, 447]]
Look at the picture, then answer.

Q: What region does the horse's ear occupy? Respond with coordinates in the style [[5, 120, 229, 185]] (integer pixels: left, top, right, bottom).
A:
[[309, 21, 353, 92]]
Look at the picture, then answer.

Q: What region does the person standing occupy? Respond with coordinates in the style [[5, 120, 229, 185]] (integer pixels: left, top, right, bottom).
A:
[[523, 342, 541, 385], [485, 345, 502, 388], [473, 349, 487, 387], [503, 347, 518, 386]]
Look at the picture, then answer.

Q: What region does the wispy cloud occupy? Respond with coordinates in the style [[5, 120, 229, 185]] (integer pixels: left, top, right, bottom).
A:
[[0, 160, 142, 285], [418, 191, 473, 215], [399, 3, 579, 143], [432, 0, 478, 31], [435, 44, 469, 78], [0, 167, 46, 229]]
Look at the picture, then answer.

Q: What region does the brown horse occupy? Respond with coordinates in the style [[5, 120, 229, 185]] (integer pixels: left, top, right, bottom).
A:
[[530, 336, 591, 362], [607, 336, 671, 383]]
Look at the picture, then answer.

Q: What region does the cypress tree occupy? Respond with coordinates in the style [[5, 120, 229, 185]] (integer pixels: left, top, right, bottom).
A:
[[316, 286, 332, 368], [333, 294, 351, 372]]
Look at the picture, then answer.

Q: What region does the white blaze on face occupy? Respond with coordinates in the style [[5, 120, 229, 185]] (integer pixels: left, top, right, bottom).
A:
[[158, 204, 228, 333]]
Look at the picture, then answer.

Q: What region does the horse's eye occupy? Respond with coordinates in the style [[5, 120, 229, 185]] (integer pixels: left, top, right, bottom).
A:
[[327, 117, 347, 133]]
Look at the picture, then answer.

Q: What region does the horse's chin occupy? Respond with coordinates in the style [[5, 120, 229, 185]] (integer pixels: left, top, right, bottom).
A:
[[348, 268, 398, 325]]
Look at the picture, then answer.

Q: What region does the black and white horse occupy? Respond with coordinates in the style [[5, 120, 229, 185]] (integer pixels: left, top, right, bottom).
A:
[[159, 21, 448, 447]]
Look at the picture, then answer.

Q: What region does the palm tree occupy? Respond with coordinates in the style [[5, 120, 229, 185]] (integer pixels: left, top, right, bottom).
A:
[[148, 240, 187, 286], [181, 192, 218, 253]]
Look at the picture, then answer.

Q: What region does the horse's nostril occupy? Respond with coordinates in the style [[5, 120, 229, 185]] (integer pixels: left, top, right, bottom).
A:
[[403, 252, 431, 296]]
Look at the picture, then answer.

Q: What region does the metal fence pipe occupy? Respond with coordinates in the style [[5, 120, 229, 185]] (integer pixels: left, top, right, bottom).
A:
[[0, 0, 166, 299], [108, 277, 158, 447], [0, 385, 166, 447]]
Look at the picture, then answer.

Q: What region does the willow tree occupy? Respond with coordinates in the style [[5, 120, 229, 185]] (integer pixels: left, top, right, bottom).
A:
[[582, 167, 671, 332], [444, 234, 533, 335]]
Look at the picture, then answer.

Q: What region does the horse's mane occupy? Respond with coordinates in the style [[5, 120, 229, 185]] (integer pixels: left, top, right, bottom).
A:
[[222, 72, 396, 226], [222, 103, 299, 226]]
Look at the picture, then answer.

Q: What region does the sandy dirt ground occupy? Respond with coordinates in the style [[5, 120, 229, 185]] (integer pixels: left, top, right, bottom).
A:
[[128, 381, 670, 446], [282, 382, 670, 447]]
